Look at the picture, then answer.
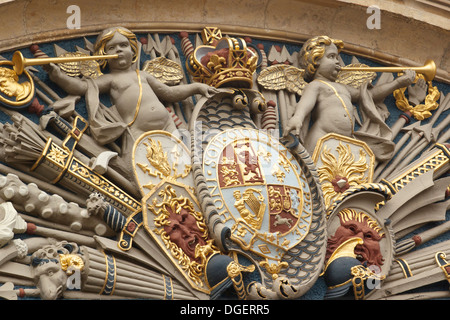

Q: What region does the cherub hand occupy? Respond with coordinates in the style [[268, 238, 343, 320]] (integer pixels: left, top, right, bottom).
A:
[[197, 83, 220, 98], [408, 77, 427, 105], [44, 63, 64, 81], [283, 116, 302, 138], [396, 69, 416, 88]]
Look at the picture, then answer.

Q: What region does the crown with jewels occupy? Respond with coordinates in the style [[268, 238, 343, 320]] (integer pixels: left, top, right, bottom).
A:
[[186, 27, 258, 89]]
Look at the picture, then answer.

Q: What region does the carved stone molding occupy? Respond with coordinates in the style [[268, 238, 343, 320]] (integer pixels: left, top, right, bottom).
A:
[[0, 0, 448, 82]]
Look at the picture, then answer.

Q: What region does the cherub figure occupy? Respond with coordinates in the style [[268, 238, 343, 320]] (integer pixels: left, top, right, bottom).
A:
[[283, 36, 416, 159], [46, 27, 217, 163]]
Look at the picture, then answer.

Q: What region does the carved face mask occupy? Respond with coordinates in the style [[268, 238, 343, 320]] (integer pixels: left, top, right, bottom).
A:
[[326, 209, 385, 268], [164, 206, 207, 262], [32, 259, 67, 300]]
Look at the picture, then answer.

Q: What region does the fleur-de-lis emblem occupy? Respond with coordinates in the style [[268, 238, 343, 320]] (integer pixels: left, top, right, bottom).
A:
[[207, 54, 226, 72]]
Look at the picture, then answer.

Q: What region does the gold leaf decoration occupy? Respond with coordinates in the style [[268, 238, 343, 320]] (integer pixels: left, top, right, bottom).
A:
[[58, 52, 103, 79], [142, 56, 183, 85], [393, 74, 440, 121], [337, 63, 377, 88], [257, 64, 307, 95], [144, 138, 171, 177], [318, 142, 369, 207]]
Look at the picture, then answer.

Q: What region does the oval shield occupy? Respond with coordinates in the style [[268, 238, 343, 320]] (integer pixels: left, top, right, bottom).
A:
[[203, 128, 314, 261]]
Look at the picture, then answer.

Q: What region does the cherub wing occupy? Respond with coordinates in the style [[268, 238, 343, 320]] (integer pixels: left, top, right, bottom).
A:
[[58, 52, 103, 79], [142, 56, 184, 85], [284, 65, 308, 95], [336, 63, 377, 88], [257, 64, 307, 95]]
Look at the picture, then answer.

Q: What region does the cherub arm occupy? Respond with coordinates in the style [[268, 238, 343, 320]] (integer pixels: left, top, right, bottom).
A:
[[144, 72, 218, 102], [283, 82, 319, 137], [370, 69, 416, 103], [345, 69, 416, 103], [45, 63, 111, 95], [346, 69, 416, 103]]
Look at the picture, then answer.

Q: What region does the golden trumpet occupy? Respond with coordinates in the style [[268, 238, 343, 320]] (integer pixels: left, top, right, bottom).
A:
[[340, 59, 436, 82], [11, 51, 119, 75]]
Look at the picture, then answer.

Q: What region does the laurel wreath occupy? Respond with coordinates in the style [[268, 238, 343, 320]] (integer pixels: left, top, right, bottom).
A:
[[393, 74, 440, 121]]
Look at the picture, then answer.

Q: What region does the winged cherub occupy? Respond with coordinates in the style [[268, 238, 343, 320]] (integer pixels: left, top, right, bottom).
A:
[[46, 27, 217, 163], [283, 36, 416, 159]]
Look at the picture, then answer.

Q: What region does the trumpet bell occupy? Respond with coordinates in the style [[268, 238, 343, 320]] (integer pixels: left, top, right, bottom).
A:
[[421, 59, 436, 82], [12, 51, 26, 75]]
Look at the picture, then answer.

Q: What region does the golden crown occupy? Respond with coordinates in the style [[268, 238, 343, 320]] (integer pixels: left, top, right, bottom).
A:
[[186, 27, 258, 88]]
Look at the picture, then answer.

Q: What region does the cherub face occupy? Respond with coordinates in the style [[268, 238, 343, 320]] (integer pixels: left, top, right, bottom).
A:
[[104, 32, 134, 70], [315, 43, 341, 81]]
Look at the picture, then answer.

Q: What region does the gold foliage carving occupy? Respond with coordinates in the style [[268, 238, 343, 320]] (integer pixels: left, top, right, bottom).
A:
[[142, 56, 183, 85], [58, 52, 102, 79], [150, 185, 219, 288], [48, 144, 68, 166], [394, 74, 440, 120], [257, 64, 307, 95], [336, 63, 377, 88], [318, 142, 369, 207]]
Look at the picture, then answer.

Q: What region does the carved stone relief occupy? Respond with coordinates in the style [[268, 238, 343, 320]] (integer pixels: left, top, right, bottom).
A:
[[0, 24, 448, 302]]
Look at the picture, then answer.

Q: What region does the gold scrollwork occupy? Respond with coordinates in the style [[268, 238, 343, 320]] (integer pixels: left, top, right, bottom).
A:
[[259, 259, 288, 280], [59, 254, 84, 275], [71, 161, 110, 189], [350, 265, 385, 300], [227, 260, 256, 300], [68, 158, 140, 212]]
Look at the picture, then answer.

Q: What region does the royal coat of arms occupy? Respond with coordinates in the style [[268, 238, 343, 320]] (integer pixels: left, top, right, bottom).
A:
[[0, 18, 447, 303], [203, 128, 314, 263]]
